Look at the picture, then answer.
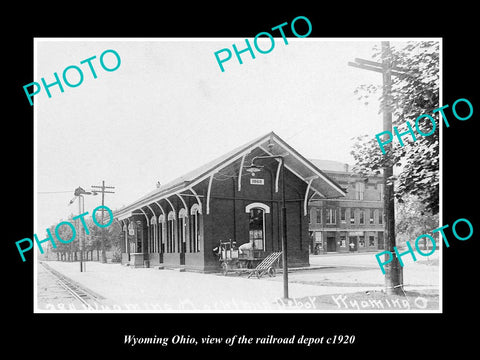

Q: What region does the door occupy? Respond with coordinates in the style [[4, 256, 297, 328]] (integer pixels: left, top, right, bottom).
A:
[[249, 208, 265, 250], [349, 236, 357, 252], [179, 215, 186, 265], [377, 232, 384, 250], [327, 237, 336, 252]]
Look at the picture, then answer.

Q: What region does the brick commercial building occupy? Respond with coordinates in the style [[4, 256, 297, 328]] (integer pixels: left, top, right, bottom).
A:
[[307, 160, 385, 254], [113, 132, 346, 272]]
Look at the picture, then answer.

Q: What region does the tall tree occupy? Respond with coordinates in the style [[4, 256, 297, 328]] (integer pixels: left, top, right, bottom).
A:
[[395, 194, 439, 247], [351, 41, 440, 215], [85, 218, 122, 261]]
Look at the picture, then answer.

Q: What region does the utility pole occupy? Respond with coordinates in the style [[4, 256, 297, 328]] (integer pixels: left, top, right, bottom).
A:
[[91, 180, 115, 263], [245, 154, 289, 300], [348, 41, 404, 295]]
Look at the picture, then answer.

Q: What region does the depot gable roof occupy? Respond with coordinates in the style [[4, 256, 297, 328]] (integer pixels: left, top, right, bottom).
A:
[[114, 131, 346, 217]]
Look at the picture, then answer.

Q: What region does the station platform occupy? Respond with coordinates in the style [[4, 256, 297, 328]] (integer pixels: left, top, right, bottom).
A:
[[35, 260, 379, 312]]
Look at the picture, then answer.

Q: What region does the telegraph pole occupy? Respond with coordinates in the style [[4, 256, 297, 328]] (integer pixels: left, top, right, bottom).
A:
[[348, 41, 404, 295], [91, 180, 115, 263]]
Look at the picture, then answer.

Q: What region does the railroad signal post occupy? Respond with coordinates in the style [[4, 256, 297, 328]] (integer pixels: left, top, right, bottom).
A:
[[91, 181, 115, 264], [72, 186, 97, 272]]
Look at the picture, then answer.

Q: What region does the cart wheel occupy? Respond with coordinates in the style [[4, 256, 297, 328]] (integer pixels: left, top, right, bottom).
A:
[[221, 262, 228, 276], [268, 267, 276, 277]]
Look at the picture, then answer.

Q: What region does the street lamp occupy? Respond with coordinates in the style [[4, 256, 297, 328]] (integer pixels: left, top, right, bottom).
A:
[[71, 187, 97, 272], [245, 155, 289, 300]]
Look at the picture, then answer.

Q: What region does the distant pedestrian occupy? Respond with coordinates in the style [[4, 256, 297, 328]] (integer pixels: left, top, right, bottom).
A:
[[349, 242, 355, 252]]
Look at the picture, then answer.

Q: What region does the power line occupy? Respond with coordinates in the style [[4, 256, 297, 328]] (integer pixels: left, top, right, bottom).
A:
[[38, 190, 73, 194]]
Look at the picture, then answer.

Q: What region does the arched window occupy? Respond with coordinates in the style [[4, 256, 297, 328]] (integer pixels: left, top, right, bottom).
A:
[[135, 221, 143, 253], [355, 182, 365, 200], [150, 216, 157, 253], [158, 214, 165, 253], [245, 202, 270, 214], [127, 221, 137, 253], [245, 202, 269, 251], [128, 221, 135, 234], [122, 223, 128, 254], [167, 211, 176, 253], [190, 204, 201, 252], [178, 208, 188, 253]]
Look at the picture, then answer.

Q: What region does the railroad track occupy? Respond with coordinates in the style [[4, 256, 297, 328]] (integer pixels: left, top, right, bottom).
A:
[[40, 261, 105, 309]]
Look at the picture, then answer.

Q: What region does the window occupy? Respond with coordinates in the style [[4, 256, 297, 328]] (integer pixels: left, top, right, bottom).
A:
[[378, 183, 384, 201], [128, 222, 134, 235], [167, 211, 176, 253], [190, 204, 201, 253], [325, 209, 337, 224], [178, 208, 188, 253], [369, 236, 375, 247], [150, 216, 157, 253], [378, 209, 383, 225], [359, 209, 365, 224], [326, 208, 336, 224], [350, 209, 355, 225], [158, 214, 165, 253], [369, 210, 375, 225], [340, 208, 346, 224], [122, 223, 128, 254], [127, 222, 139, 253], [359, 236, 365, 247], [135, 221, 143, 253], [340, 235, 347, 247], [249, 208, 265, 250], [245, 203, 270, 251], [355, 182, 365, 200], [316, 208, 322, 224]]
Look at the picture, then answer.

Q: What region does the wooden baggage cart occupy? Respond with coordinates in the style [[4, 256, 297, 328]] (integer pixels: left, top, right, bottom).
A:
[[216, 240, 281, 278], [216, 239, 266, 276], [247, 251, 282, 279]]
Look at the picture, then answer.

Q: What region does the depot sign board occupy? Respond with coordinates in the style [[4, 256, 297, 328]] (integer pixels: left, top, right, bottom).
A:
[[250, 178, 265, 185]]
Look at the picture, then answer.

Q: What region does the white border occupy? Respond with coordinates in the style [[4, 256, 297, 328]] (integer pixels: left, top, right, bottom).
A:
[[33, 37, 442, 314]]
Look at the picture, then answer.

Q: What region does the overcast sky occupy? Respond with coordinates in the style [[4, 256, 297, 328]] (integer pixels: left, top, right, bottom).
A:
[[35, 38, 421, 235]]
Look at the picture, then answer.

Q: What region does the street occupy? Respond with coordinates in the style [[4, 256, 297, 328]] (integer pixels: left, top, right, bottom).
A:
[[272, 251, 439, 289]]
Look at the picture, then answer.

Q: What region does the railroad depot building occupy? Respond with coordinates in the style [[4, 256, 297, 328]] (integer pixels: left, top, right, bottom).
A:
[[113, 132, 346, 272], [307, 160, 385, 254]]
